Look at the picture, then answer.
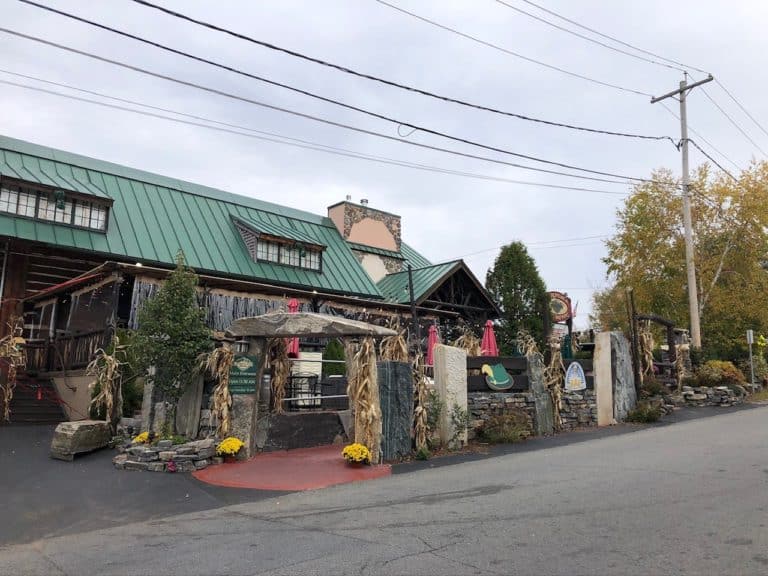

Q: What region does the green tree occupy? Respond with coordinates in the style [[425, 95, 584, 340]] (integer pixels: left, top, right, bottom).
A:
[[485, 242, 549, 353], [597, 162, 768, 360], [322, 339, 346, 377], [133, 251, 212, 432]]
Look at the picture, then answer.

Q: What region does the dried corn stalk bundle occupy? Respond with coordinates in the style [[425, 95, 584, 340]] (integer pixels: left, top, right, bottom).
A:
[[379, 319, 408, 363], [199, 345, 235, 437], [268, 338, 290, 415], [348, 336, 381, 463], [412, 352, 429, 451], [87, 335, 125, 433], [453, 327, 482, 357], [638, 321, 655, 385], [515, 330, 542, 363], [544, 336, 565, 431], [0, 317, 25, 423]]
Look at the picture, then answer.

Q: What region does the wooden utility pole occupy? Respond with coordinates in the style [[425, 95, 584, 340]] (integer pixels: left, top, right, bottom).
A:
[[651, 73, 713, 349]]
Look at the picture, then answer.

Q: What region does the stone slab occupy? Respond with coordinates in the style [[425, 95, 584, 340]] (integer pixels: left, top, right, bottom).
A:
[[50, 420, 111, 461], [433, 345, 468, 448], [611, 332, 637, 421], [594, 333, 614, 426], [378, 361, 414, 461], [176, 375, 204, 439]]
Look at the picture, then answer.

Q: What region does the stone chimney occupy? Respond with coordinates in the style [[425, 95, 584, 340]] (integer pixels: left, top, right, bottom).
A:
[[328, 199, 401, 252]]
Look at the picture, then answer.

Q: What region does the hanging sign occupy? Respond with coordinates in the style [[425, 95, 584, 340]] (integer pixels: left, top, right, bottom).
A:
[[229, 355, 260, 395], [548, 291, 572, 323], [564, 362, 587, 391]]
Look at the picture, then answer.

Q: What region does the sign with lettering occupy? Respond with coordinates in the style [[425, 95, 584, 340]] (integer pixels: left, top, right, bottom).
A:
[[229, 355, 260, 395], [564, 361, 587, 391]]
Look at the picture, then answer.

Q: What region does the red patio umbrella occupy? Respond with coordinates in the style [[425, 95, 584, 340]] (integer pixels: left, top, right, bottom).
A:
[[286, 298, 300, 358], [426, 324, 440, 366], [481, 320, 499, 356]]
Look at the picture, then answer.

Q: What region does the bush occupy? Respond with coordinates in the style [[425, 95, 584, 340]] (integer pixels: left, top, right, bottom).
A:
[[414, 446, 431, 460], [696, 360, 746, 387], [625, 403, 662, 423], [480, 411, 529, 444], [640, 376, 666, 398], [737, 355, 768, 385]]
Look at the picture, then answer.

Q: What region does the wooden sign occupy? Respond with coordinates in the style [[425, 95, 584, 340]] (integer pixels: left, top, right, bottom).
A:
[[548, 291, 572, 323], [229, 355, 260, 395], [564, 362, 587, 391]]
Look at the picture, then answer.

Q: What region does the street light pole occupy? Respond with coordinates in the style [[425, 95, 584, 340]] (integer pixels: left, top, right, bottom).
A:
[[651, 73, 713, 349]]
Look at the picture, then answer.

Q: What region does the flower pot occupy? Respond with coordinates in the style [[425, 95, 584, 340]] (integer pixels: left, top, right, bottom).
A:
[[223, 455, 238, 464], [345, 460, 366, 469]]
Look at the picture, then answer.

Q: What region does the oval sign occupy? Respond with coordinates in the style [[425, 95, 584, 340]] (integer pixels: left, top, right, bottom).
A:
[[564, 362, 587, 391]]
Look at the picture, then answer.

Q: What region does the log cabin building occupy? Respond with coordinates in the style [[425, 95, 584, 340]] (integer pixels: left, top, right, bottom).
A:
[[0, 135, 498, 422]]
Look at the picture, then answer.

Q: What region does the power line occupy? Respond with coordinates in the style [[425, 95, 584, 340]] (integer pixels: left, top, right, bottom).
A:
[[370, 0, 653, 97], [441, 234, 609, 261], [0, 74, 631, 196], [517, 0, 710, 75], [687, 139, 739, 182], [700, 87, 768, 157], [659, 102, 743, 172], [499, 0, 768, 161], [494, 0, 684, 72], [7, 5, 666, 183], [0, 27, 672, 187], [120, 0, 675, 143], [714, 78, 768, 140]]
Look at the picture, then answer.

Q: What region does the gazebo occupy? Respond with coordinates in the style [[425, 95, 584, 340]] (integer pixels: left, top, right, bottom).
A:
[[223, 312, 397, 461]]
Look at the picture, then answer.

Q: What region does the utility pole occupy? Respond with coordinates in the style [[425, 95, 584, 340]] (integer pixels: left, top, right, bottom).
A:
[[651, 73, 713, 349]]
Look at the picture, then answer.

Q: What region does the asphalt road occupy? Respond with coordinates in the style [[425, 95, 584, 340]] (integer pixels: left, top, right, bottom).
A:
[[2, 405, 767, 576]]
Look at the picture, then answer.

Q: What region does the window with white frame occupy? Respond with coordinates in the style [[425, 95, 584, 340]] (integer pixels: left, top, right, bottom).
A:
[[0, 183, 108, 231], [235, 221, 323, 271]]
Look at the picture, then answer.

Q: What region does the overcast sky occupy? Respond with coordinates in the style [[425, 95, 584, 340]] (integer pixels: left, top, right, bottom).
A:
[[2, 0, 767, 327]]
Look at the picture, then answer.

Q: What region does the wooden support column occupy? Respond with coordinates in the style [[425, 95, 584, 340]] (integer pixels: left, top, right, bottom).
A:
[[0, 250, 29, 337]]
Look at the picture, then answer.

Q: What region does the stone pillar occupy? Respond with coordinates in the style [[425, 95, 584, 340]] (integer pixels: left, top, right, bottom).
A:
[[611, 332, 637, 421], [594, 332, 614, 426], [433, 344, 468, 449], [378, 361, 413, 461]]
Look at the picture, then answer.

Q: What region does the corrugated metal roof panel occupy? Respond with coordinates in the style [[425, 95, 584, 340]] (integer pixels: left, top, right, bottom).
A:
[[377, 261, 459, 304], [233, 215, 321, 246], [0, 136, 383, 298], [400, 241, 432, 268]]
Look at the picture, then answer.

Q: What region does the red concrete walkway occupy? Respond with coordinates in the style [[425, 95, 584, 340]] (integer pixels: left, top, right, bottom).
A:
[[192, 445, 391, 491]]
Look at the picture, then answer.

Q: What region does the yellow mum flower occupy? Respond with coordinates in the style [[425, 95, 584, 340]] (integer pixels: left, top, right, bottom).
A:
[[132, 431, 150, 444], [342, 443, 370, 464], [217, 437, 244, 456]]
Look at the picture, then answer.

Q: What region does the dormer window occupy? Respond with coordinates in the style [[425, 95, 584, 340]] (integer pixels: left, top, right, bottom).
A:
[[0, 183, 109, 232], [234, 217, 324, 272]]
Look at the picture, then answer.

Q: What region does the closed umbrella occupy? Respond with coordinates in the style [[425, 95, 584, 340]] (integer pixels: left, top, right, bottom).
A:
[[481, 320, 499, 356], [286, 298, 300, 358], [426, 324, 440, 366]]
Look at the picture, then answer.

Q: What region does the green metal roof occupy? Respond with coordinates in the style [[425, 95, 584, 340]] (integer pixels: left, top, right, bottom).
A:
[[347, 241, 404, 260], [0, 135, 397, 297], [400, 241, 432, 268], [233, 215, 322, 247], [377, 261, 459, 304]]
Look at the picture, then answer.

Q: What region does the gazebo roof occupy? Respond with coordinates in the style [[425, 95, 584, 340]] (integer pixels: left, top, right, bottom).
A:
[[226, 312, 397, 339]]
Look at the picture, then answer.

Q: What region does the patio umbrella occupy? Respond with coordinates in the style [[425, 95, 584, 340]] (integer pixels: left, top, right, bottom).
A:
[[426, 324, 440, 366], [287, 298, 300, 357], [481, 320, 499, 356]]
